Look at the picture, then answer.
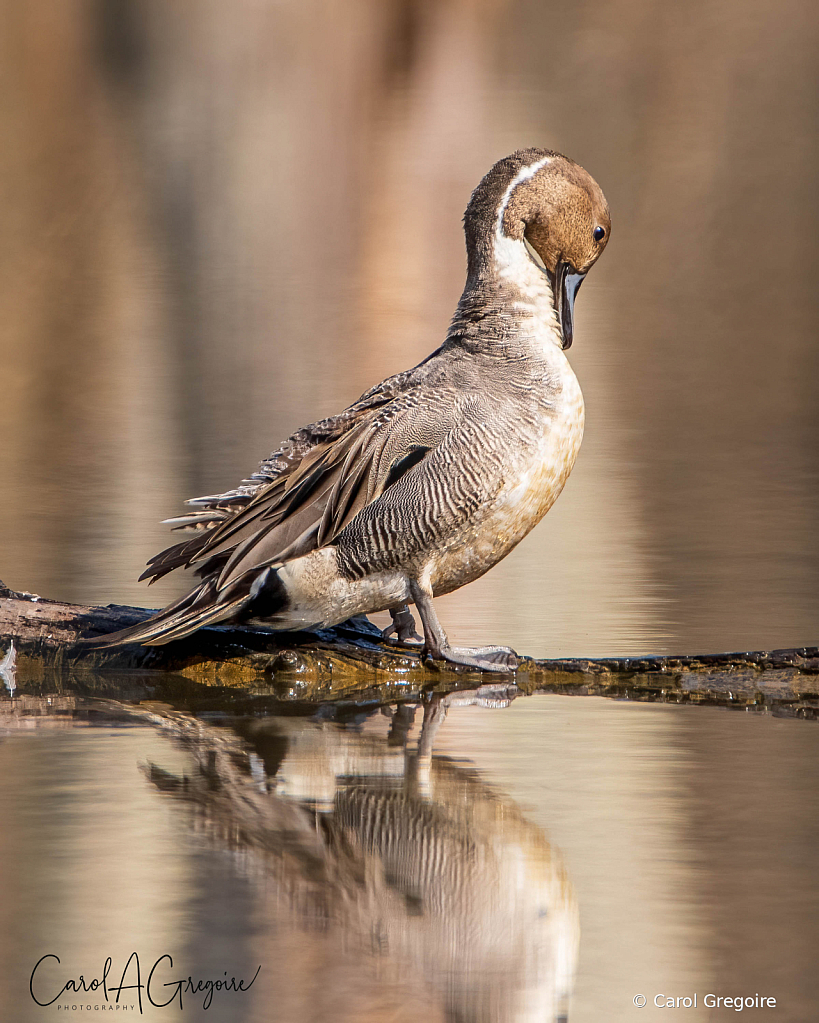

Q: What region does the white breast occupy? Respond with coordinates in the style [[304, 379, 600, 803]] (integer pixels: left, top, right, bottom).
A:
[[500, 356, 584, 531]]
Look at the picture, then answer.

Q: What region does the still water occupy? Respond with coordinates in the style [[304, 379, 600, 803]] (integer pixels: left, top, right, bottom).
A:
[[2, 687, 817, 1023]]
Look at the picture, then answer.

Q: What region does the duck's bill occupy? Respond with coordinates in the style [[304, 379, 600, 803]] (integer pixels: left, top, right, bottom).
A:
[[555, 261, 586, 349]]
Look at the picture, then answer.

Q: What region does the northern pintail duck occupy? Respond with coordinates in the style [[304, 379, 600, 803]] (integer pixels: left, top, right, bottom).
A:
[[100, 149, 610, 671]]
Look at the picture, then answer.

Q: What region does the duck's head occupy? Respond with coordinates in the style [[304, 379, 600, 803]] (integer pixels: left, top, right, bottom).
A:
[[464, 148, 610, 348]]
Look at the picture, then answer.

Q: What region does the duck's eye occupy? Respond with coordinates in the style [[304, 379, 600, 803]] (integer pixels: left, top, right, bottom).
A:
[[593, 226, 605, 242]]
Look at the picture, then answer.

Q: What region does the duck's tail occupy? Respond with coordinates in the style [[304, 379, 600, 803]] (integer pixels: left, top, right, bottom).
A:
[[85, 566, 289, 648]]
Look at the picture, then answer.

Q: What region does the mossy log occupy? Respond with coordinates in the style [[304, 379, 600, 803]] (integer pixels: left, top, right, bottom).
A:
[[1, 580, 819, 715]]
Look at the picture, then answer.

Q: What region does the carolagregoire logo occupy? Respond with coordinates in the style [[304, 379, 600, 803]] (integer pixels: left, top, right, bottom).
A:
[[30, 954, 262, 1013]]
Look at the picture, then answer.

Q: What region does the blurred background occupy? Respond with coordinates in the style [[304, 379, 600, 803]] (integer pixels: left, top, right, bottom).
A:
[[1, 0, 817, 658]]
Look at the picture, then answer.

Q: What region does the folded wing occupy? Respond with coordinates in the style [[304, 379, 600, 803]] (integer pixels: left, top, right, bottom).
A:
[[91, 377, 469, 646]]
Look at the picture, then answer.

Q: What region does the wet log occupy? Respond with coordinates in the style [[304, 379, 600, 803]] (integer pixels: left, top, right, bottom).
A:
[[1, 580, 818, 714]]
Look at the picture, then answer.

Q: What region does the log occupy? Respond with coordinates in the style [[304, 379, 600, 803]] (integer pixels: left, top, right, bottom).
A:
[[1, 579, 818, 714]]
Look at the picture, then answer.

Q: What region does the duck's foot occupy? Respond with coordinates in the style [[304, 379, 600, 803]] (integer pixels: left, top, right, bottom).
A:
[[425, 643, 518, 674], [381, 605, 424, 647], [406, 579, 517, 673]]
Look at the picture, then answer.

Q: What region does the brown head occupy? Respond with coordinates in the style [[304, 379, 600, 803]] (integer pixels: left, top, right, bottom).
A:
[[464, 148, 610, 347]]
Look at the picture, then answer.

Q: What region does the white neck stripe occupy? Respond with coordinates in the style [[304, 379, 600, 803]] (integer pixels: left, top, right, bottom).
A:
[[490, 156, 563, 353], [494, 156, 552, 242]]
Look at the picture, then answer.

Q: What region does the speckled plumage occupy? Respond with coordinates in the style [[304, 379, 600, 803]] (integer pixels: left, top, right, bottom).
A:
[[96, 149, 610, 669]]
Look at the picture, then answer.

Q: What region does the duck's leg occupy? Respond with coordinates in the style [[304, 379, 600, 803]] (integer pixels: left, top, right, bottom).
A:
[[381, 604, 424, 646], [409, 581, 518, 673]]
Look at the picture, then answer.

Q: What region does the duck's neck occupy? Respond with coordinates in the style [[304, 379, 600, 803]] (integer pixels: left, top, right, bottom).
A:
[[448, 235, 565, 360]]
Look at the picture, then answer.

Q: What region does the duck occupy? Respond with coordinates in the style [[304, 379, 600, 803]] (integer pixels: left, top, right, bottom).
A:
[[96, 148, 610, 672]]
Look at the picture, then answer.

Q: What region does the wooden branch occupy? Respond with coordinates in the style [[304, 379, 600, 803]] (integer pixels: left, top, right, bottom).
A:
[[1, 580, 818, 714]]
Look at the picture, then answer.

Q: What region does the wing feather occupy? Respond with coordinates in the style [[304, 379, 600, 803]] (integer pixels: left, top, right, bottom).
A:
[[137, 375, 459, 607]]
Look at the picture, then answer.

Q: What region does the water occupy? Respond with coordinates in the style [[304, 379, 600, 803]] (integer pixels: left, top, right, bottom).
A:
[[2, 687, 818, 1022]]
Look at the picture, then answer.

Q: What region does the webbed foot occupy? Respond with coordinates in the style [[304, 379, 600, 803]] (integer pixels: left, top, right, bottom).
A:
[[407, 580, 518, 674], [426, 644, 518, 674], [455, 645, 518, 666]]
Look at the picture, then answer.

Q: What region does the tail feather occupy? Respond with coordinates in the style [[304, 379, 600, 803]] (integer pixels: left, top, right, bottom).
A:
[[134, 595, 251, 645], [84, 586, 203, 648], [86, 565, 289, 648], [138, 531, 221, 584]]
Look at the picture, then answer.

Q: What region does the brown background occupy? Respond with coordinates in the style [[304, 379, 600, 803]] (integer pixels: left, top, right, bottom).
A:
[[1, 0, 817, 657]]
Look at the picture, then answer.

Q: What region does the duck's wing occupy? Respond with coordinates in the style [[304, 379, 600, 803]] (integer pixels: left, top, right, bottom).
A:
[[208, 386, 468, 595], [90, 382, 485, 648], [139, 364, 436, 585], [203, 389, 509, 604]]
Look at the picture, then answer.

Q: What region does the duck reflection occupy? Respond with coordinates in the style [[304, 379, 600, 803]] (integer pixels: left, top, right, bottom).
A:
[[145, 691, 579, 1023]]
